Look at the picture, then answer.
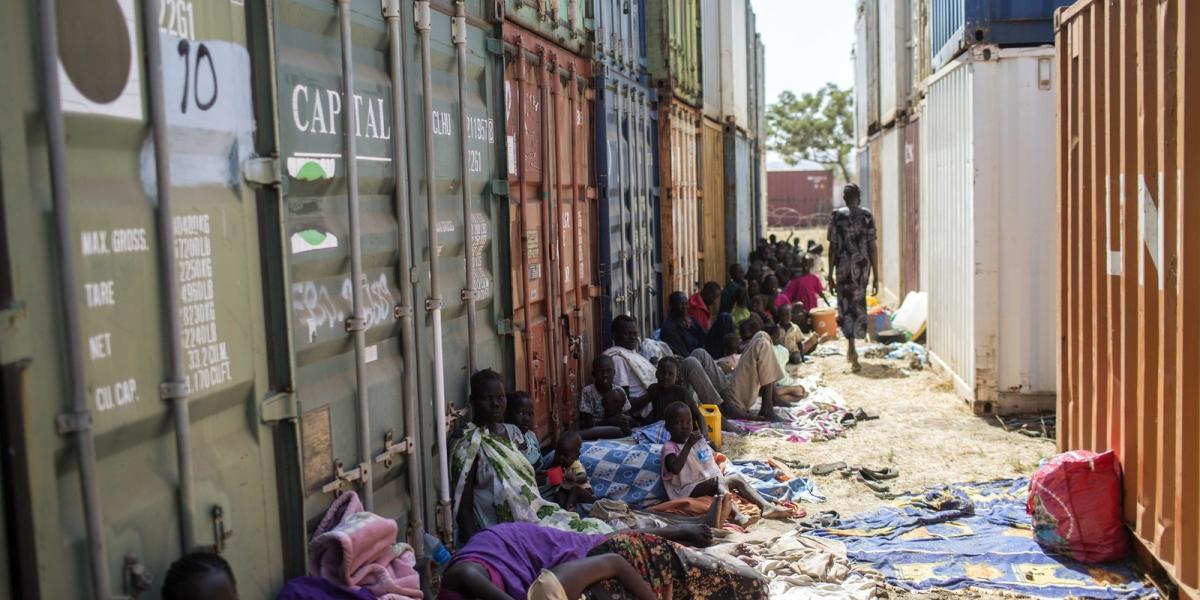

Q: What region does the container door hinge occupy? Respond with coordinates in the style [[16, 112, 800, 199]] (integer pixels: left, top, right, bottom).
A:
[[393, 304, 413, 320], [461, 288, 485, 301], [496, 318, 514, 335], [486, 37, 504, 55], [321, 460, 369, 495], [159, 380, 190, 401], [242, 156, 282, 186], [55, 411, 94, 435], [374, 429, 412, 469], [261, 391, 298, 423], [491, 180, 509, 196]]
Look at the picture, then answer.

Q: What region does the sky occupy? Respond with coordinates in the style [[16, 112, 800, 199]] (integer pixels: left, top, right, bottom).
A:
[[750, 0, 856, 168]]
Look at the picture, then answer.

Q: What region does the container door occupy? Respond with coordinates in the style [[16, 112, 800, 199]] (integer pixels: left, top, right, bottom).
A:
[[269, 0, 416, 534], [902, 117, 920, 296], [724, 127, 753, 264], [504, 26, 595, 440], [700, 118, 726, 283], [659, 100, 700, 298]]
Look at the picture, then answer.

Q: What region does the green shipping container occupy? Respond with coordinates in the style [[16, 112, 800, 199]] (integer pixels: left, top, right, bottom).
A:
[[498, 0, 593, 55], [645, 0, 702, 108], [0, 0, 508, 596]]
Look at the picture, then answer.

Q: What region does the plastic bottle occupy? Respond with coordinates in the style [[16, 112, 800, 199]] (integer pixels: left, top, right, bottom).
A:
[[424, 532, 451, 566]]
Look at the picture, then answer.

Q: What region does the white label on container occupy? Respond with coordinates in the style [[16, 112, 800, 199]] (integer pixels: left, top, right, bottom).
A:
[[364, 344, 378, 364], [507, 135, 517, 175]]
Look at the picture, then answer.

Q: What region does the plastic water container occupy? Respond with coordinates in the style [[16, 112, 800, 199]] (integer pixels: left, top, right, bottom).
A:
[[699, 404, 722, 448], [424, 532, 451, 566], [811, 307, 839, 339]]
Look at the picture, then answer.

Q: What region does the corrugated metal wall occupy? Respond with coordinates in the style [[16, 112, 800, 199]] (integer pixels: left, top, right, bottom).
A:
[[902, 117, 921, 296], [880, 128, 903, 298], [659, 99, 701, 297], [700, 0, 722, 120], [879, 0, 911, 125], [724, 127, 753, 264], [1056, 1, 1199, 597], [855, 0, 880, 144], [922, 46, 1056, 412], [718, 0, 750, 129], [700, 118, 726, 284]]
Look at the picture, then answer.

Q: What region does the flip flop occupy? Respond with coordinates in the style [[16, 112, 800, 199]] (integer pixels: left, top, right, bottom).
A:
[[811, 462, 847, 476], [859, 466, 899, 481], [855, 474, 891, 493]]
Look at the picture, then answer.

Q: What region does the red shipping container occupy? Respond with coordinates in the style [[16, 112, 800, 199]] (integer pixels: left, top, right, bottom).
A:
[[767, 169, 834, 227]]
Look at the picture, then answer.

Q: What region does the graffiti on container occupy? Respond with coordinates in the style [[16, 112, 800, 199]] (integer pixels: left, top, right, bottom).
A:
[[175, 213, 233, 393], [292, 274, 395, 342], [139, 33, 256, 194]]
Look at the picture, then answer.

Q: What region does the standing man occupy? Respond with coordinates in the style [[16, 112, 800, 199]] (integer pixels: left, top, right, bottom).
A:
[[827, 183, 878, 373]]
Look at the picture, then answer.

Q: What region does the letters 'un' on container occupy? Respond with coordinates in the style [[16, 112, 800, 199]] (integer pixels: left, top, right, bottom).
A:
[[646, 0, 702, 107], [595, 68, 660, 344], [921, 45, 1057, 415], [699, 117, 727, 283], [503, 22, 598, 442], [855, 0, 881, 143], [659, 98, 702, 299], [0, 0, 511, 593], [930, 0, 1075, 71], [766, 170, 834, 228], [1056, 1, 1199, 596]]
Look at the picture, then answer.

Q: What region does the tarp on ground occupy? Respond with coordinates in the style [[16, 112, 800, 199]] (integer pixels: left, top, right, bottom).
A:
[[812, 479, 1155, 599]]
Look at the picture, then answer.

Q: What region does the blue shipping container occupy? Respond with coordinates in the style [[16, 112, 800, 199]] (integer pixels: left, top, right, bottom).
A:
[[594, 0, 648, 80], [596, 67, 662, 345], [931, 0, 1074, 71]]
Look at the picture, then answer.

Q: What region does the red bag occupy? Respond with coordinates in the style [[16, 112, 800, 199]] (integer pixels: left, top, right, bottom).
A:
[[1027, 450, 1129, 563]]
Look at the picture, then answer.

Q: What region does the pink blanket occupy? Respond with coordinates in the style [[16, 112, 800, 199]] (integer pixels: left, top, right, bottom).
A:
[[308, 492, 423, 600]]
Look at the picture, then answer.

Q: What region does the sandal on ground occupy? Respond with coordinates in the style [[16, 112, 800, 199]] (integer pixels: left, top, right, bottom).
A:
[[811, 462, 848, 476], [859, 466, 899, 481], [855, 474, 891, 493]]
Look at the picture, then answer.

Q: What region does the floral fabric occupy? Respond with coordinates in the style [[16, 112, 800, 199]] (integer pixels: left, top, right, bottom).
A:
[[583, 533, 767, 600]]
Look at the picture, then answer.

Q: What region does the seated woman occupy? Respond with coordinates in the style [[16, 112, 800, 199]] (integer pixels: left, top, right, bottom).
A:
[[439, 522, 763, 600], [452, 369, 610, 543]]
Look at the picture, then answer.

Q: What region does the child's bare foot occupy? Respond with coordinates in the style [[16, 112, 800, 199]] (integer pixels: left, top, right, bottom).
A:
[[730, 505, 751, 526], [762, 504, 792, 519]]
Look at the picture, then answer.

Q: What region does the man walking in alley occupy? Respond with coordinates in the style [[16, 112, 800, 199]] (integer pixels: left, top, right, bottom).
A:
[[827, 183, 879, 373]]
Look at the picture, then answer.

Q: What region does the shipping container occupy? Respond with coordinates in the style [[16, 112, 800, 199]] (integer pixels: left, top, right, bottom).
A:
[[879, 0, 912, 125], [879, 127, 903, 299], [717, 0, 750, 130], [756, 36, 767, 138], [724, 126, 754, 264], [921, 45, 1056, 414], [659, 98, 701, 299], [595, 67, 661, 344], [699, 117, 727, 283], [502, 23, 597, 442], [767, 170, 835, 227], [0, 0, 297, 594], [854, 0, 881, 144], [499, 0, 593, 55], [868, 135, 883, 265], [699, 0, 722, 120], [1055, 2, 1199, 596], [646, 0, 702, 107], [746, 4, 759, 138], [594, 0, 646, 78], [902, 117, 920, 296], [930, 0, 1074, 72], [910, 0, 932, 100]]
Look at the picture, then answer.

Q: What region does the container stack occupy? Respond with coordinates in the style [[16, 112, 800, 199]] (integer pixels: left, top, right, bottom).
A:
[[854, 0, 1071, 413]]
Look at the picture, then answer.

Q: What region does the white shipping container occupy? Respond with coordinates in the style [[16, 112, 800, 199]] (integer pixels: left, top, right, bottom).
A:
[[920, 45, 1057, 414], [701, 0, 721, 119], [880, 127, 902, 299], [879, 0, 911, 125], [756, 36, 766, 135], [719, 0, 749, 130], [746, 5, 758, 137], [854, 0, 880, 145]]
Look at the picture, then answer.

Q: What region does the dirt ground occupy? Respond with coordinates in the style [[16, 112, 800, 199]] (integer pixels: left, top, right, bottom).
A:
[[720, 345, 1057, 599]]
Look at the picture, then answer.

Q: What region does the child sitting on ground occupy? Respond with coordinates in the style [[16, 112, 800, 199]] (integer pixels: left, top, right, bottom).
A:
[[505, 392, 544, 469], [581, 356, 652, 431], [774, 304, 816, 364], [644, 357, 709, 439], [660, 402, 790, 526], [551, 431, 595, 511], [764, 325, 809, 406], [600, 387, 633, 436]]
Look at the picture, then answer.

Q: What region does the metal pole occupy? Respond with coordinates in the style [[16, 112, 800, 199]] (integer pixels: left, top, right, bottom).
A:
[[416, 0, 453, 541], [615, 84, 630, 318], [36, 0, 111, 595], [141, 0, 196, 552], [452, 0, 477, 376], [567, 67, 583, 405], [513, 39, 536, 405], [337, 0, 374, 511], [383, 0, 425, 554]]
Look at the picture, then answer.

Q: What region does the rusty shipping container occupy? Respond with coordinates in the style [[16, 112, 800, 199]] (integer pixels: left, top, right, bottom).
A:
[[902, 117, 921, 296], [1056, 1, 1199, 596], [502, 23, 597, 442], [699, 117, 726, 284], [659, 98, 702, 299], [766, 170, 834, 227]]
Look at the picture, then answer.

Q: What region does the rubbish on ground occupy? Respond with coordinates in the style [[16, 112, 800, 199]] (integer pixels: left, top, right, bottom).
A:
[[1029, 450, 1129, 563], [890, 291, 928, 340], [995, 413, 1057, 440], [876, 329, 907, 344], [813, 479, 1154, 599], [726, 530, 883, 600], [810, 345, 845, 358], [797, 511, 842, 530]]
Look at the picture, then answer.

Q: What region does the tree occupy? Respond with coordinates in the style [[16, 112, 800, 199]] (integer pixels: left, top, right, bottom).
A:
[[766, 83, 855, 182]]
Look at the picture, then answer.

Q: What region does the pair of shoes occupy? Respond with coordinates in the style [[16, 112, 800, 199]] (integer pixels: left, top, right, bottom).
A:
[[811, 462, 848, 476]]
